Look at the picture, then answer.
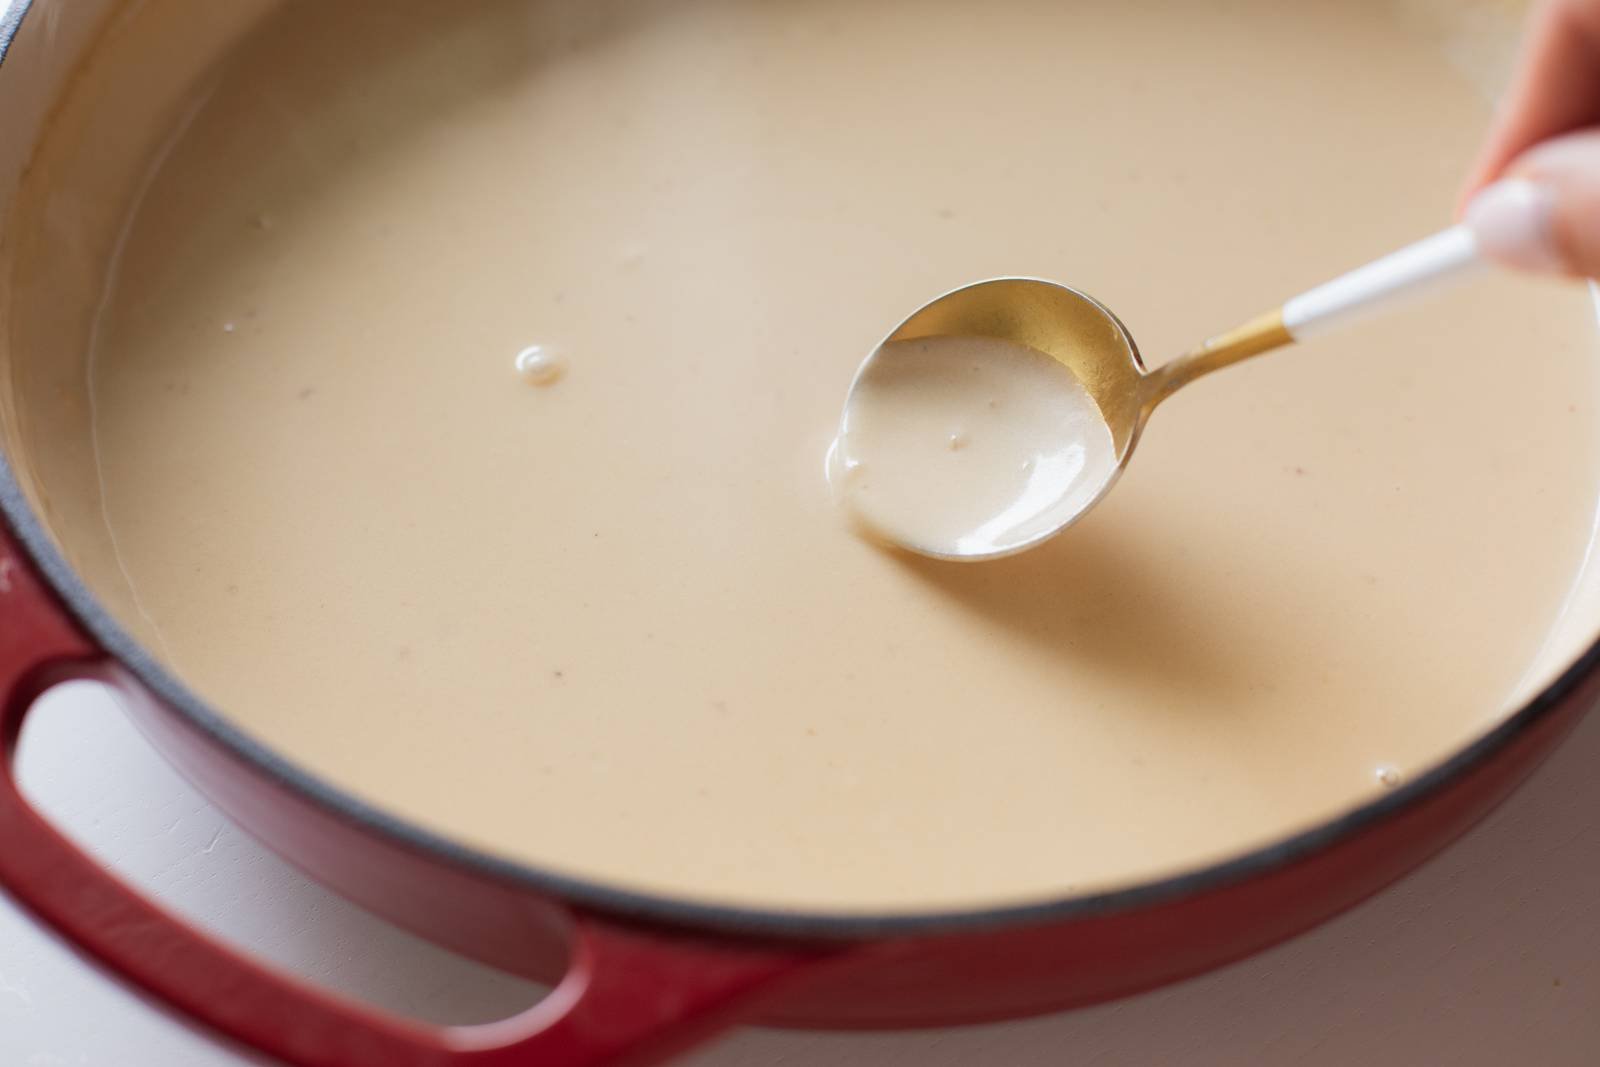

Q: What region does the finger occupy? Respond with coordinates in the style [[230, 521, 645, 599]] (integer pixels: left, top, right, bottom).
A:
[[1459, 0, 1600, 209], [1465, 130, 1600, 278]]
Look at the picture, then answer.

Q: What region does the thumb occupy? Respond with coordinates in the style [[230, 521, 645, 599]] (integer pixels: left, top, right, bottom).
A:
[[1464, 129, 1600, 279]]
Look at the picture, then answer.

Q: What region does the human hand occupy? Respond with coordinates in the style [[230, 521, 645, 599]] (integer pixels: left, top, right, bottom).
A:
[[1461, 0, 1600, 278]]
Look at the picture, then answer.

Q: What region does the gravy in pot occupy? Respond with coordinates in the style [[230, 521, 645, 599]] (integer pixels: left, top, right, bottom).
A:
[[7, 0, 1600, 912]]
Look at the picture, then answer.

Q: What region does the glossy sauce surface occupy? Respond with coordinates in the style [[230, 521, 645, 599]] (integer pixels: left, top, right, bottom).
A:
[[18, 0, 1600, 911]]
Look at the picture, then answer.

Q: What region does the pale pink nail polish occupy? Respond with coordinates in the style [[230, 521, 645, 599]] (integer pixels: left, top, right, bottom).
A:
[[1465, 178, 1567, 274]]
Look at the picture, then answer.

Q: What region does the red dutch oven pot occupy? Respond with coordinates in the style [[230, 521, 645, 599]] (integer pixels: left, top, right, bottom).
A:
[[0, 2, 1596, 1065]]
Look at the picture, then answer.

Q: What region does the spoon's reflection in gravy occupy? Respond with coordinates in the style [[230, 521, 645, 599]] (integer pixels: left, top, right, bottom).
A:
[[829, 337, 1118, 559]]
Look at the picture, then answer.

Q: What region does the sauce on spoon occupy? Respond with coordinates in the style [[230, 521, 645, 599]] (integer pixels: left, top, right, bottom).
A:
[[829, 336, 1118, 558]]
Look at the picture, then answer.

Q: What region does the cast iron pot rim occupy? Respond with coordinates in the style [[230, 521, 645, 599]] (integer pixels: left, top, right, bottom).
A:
[[3, 0, 1597, 943]]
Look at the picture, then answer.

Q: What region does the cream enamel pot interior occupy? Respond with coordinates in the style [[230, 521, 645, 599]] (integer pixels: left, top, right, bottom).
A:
[[2, 3, 1600, 1067]]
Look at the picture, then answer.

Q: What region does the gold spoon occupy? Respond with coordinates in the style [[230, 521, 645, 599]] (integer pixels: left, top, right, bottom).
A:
[[837, 223, 1500, 561]]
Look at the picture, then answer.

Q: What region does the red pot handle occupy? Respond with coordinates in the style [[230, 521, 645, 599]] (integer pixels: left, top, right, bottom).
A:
[[0, 524, 825, 1066]]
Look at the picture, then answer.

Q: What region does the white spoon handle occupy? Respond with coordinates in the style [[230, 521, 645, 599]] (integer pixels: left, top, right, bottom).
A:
[[1282, 224, 1483, 339]]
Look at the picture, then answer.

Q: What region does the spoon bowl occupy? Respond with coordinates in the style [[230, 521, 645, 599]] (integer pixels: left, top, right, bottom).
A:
[[830, 279, 1147, 561]]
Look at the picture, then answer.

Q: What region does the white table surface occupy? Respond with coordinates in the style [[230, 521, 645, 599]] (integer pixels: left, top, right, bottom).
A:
[[0, 680, 1596, 1066]]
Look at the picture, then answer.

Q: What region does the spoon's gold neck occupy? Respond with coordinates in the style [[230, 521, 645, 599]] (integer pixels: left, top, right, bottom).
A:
[[1140, 308, 1295, 414]]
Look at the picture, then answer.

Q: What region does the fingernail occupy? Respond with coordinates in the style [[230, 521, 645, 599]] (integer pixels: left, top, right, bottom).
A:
[[1464, 178, 1566, 273]]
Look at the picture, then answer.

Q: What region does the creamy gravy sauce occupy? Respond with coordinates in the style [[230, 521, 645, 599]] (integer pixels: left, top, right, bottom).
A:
[[830, 337, 1118, 557], [11, 0, 1600, 912]]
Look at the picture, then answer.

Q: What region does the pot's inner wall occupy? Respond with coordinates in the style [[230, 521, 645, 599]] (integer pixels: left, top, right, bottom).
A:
[[0, 0, 276, 640], [4, 0, 1600, 914]]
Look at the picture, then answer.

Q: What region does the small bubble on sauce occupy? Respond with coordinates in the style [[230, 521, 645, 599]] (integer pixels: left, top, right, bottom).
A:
[[515, 345, 566, 386], [1375, 765, 1402, 788], [947, 431, 969, 451], [222, 322, 237, 334]]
